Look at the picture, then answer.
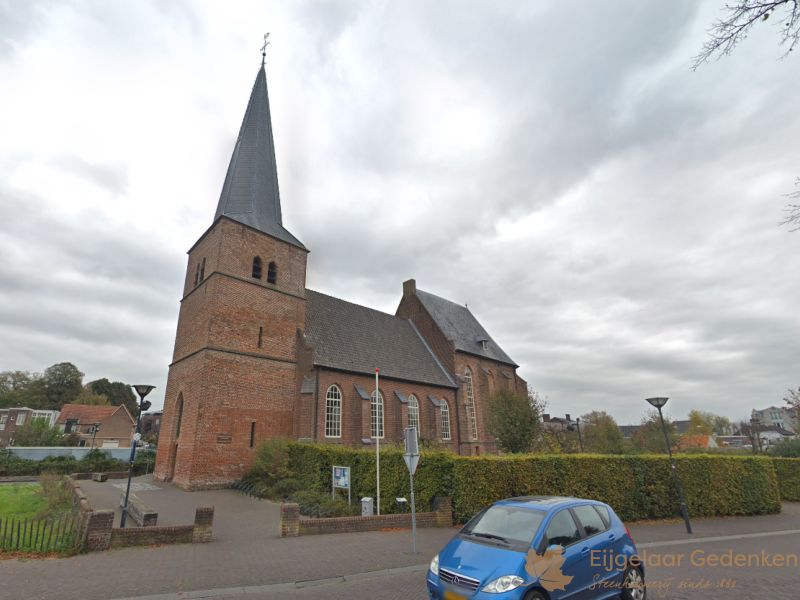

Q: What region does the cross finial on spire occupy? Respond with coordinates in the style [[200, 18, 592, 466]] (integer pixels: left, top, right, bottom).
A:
[[260, 33, 270, 67]]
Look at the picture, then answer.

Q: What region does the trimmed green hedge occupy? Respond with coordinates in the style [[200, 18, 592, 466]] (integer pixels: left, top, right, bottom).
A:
[[773, 458, 800, 501], [247, 443, 793, 523], [451, 454, 780, 522]]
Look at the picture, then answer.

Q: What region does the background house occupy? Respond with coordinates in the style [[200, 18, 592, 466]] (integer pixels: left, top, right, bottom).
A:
[[751, 406, 797, 433], [0, 407, 60, 447], [56, 404, 134, 448]]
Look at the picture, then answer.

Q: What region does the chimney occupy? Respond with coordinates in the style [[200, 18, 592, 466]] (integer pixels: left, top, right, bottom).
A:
[[542, 414, 551, 423], [565, 414, 571, 422], [403, 279, 416, 298]]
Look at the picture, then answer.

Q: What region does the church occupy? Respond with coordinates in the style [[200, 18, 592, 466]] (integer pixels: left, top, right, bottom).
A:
[[153, 62, 526, 490]]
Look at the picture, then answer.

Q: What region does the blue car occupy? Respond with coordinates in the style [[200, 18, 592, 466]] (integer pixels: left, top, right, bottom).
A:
[[427, 496, 645, 600]]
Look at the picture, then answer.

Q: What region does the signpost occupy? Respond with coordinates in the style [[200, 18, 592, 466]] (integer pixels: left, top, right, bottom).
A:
[[375, 368, 381, 516], [332, 465, 351, 505], [404, 426, 419, 553]]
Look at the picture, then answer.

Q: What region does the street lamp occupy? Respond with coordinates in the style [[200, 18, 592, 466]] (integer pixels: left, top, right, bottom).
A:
[[90, 423, 101, 450], [646, 397, 692, 534], [120, 384, 154, 528], [566, 415, 584, 452]]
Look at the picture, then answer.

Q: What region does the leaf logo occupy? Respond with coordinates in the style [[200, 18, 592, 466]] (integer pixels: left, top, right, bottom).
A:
[[525, 546, 574, 592]]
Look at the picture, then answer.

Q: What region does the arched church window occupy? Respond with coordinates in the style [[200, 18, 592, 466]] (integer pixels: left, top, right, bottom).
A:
[[199, 258, 206, 281], [325, 385, 342, 438], [175, 393, 184, 439], [440, 401, 451, 441], [267, 261, 277, 284], [371, 390, 384, 439], [194, 263, 201, 287], [408, 394, 420, 431], [464, 368, 478, 441], [252, 256, 262, 279]]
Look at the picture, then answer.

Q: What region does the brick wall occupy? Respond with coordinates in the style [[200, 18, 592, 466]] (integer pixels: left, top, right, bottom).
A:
[[156, 217, 307, 490], [281, 496, 453, 537], [311, 369, 459, 452], [110, 525, 194, 548]]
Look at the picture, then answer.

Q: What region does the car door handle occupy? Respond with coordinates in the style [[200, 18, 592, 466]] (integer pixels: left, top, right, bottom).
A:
[[581, 546, 590, 555], [608, 533, 616, 541]]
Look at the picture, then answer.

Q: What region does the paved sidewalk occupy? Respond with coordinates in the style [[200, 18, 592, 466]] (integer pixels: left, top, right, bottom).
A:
[[0, 492, 797, 600], [77, 475, 280, 533]]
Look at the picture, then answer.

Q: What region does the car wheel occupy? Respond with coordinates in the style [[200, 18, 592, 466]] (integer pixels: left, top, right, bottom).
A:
[[621, 565, 646, 600], [524, 591, 546, 600]]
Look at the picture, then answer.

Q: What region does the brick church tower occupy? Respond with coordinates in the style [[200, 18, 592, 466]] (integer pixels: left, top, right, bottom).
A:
[[154, 64, 307, 489]]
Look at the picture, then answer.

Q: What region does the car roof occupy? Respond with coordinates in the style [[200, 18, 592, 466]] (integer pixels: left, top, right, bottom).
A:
[[494, 496, 605, 511]]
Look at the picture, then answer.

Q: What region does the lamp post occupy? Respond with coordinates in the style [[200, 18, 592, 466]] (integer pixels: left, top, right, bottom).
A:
[[646, 397, 692, 534], [90, 423, 101, 450], [120, 385, 154, 528], [566, 415, 584, 452]]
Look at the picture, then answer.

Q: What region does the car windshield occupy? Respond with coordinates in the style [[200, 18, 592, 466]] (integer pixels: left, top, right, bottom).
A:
[[461, 505, 545, 547]]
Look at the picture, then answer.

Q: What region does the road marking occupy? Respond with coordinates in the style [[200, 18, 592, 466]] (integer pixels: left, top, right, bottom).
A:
[[111, 529, 800, 599], [110, 564, 429, 600], [637, 528, 800, 549]]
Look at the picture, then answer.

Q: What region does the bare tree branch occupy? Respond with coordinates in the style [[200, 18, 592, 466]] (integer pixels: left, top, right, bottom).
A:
[[693, 1, 800, 70], [781, 178, 800, 231]]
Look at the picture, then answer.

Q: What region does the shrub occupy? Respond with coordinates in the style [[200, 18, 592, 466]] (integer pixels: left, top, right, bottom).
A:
[[290, 490, 357, 518], [36, 473, 73, 517], [773, 458, 800, 501], [770, 438, 800, 458], [271, 477, 303, 500]]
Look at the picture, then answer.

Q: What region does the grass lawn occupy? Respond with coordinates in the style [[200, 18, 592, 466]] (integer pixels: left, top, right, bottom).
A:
[[0, 483, 46, 520]]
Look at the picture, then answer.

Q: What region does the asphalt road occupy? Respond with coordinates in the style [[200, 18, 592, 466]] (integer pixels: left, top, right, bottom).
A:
[[117, 529, 800, 600]]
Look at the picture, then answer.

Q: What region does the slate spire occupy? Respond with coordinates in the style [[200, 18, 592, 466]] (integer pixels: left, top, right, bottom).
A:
[[215, 65, 305, 249]]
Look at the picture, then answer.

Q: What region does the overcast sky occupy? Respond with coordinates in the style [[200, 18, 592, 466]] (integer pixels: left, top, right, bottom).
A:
[[1, 0, 798, 424]]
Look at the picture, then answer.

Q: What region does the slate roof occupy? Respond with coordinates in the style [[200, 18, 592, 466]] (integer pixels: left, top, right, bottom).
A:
[[305, 290, 457, 388], [214, 66, 305, 250], [415, 289, 517, 366]]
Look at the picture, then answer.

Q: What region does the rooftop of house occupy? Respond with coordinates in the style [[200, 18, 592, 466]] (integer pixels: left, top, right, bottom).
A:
[[56, 404, 133, 426]]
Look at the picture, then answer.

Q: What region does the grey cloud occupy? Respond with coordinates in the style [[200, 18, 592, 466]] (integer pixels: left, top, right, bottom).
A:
[[49, 155, 129, 195]]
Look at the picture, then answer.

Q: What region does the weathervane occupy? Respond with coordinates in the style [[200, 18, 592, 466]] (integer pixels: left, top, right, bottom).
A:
[[261, 33, 270, 66]]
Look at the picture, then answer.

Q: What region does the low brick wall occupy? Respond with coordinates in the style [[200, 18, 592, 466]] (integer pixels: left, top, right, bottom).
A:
[[108, 507, 214, 549], [110, 524, 193, 548], [281, 496, 453, 537], [71, 471, 129, 480], [66, 475, 214, 551]]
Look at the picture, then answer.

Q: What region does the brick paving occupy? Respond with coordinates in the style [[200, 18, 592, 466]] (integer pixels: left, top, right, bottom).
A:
[[0, 483, 798, 600]]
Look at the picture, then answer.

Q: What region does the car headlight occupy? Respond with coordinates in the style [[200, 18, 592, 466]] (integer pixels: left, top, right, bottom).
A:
[[482, 575, 524, 593], [429, 554, 439, 576]]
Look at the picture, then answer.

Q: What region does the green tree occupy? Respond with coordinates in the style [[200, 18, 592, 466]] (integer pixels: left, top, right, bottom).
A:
[[12, 419, 65, 446], [687, 410, 715, 435], [580, 411, 624, 454], [40, 363, 84, 410], [712, 415, 733, 436], [631, 411, 677, 453], [88, 378, 137, 415], [486, 388, 543, 453], [74, 386, 110, 406], [0, 371, 45, 408]]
